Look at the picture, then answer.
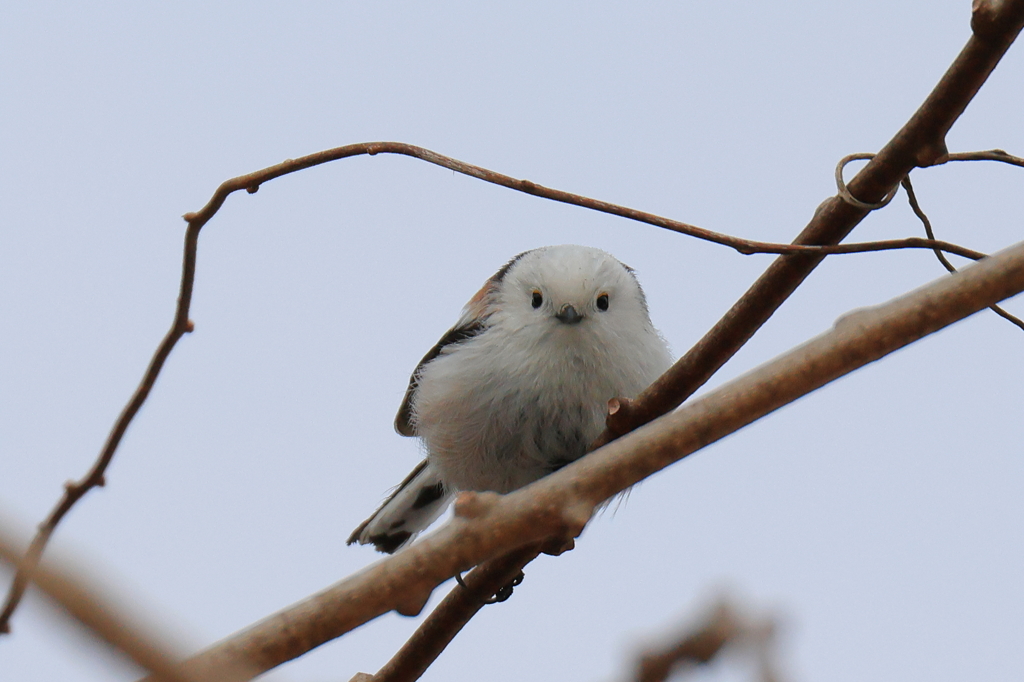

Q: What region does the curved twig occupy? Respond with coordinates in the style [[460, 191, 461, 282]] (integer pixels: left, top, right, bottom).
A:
[[0, 224, 199, 633], [902, 175, 1024, 331], [178, 141, 987, 259], [156, 236, 1024, 682], [5, 0, 1022, 644], [0, 143, 999, 635], [836, 153, 900, 210]]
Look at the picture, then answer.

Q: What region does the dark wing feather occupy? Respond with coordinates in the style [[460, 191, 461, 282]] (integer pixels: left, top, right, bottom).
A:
[[394, 250, 532, 436], [394, 319, 486, 436]]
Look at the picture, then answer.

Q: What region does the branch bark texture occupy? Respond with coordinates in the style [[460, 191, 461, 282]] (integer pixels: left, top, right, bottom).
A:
[[598, 0, 1024, 444], [5, 2, 1021, 637], [162, 237, 1024, 681]]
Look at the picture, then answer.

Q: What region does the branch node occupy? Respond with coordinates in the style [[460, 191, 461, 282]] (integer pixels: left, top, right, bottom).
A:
[[181, 212, 197, 223], [605, 396, 638, 438], [394, 586, 434, 618], [518, 179, 537, 192], [245, 184, 260, 194], [452, 491, 500, 520], [971, 0, 1005, 38], [184, 319, 195, 333], [562, 499, 594, 537], [915, 138, 950, 167], [833, 307, 874, 332], [835, 153, 899, 210], [540, 536, 575, 557]]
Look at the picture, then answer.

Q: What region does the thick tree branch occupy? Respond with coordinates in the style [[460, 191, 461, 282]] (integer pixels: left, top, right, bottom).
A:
[[599, 0, 1024, 443], [157, 237, 1024, 681], [6, 0, 1020, 655], [384, 8, 1024, 677], [1, 156, 1000, 637]]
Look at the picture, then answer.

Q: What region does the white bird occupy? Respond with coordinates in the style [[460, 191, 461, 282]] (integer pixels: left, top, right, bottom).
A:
[[348, 245, 672, 553]]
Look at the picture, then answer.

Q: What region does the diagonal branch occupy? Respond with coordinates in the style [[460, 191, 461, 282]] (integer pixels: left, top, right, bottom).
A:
[[0, 224, 199, 634], [345, 6, 1024, 679], [5, 0, 1021, 647], [1, 149, 1005, 637], [156, 236, 1024, 682], [598, 0, 1024, 443]]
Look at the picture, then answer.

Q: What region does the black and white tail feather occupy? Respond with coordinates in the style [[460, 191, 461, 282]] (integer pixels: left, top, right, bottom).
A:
[[347, 245, 672, 553], [346, 460, 450, 553]]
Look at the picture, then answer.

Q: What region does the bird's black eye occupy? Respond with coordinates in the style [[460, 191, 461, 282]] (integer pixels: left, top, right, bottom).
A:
[[531, 290, 543, 309], [596, 293, 609, 311]]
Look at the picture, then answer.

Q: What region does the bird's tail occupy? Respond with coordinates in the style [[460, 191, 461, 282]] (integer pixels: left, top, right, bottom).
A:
[[347, 460, 451, 553]]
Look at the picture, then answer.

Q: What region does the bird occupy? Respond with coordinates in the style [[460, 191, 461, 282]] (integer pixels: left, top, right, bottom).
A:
[[348, 244, 672, 553]]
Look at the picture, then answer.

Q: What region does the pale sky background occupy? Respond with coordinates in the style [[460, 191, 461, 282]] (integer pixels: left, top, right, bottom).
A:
[[2, 2, 1023, 681]]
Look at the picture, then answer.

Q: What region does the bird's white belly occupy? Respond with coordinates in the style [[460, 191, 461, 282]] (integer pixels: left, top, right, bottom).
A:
[[411, 336, 614, 493]]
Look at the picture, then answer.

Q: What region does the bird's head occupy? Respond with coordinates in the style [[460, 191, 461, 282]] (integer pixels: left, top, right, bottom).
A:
[[490, 244, 653, 336]]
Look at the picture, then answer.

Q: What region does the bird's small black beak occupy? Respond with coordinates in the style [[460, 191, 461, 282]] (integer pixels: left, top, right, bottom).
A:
[[555, 304, 583, 324]]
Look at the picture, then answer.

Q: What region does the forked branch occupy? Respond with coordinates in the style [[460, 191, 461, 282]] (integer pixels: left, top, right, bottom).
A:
[[159, 236, 1024, 681]]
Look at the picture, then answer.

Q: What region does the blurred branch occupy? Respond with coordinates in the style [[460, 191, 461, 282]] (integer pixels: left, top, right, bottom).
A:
[[0, 517, 255, 682], [632, 598, 777, 682], [6, 2, 1022, 636], [155, 237, 1024, 681]]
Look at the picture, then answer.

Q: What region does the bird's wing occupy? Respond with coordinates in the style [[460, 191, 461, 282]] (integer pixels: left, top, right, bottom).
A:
[[392, 258, 521, 436]]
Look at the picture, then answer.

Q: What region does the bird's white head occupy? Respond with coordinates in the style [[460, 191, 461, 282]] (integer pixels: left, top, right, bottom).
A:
[[489, 244, 652, 335]]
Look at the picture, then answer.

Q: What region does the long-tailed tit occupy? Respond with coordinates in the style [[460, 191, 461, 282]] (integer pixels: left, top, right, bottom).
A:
[[348, 244, 672, 553]]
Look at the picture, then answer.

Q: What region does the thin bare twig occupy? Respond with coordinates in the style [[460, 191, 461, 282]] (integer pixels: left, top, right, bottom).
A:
[[6, 0, 1021, 652], [0, 157, 995, 637], [178, 141, 985, 261], [370, 9, 1024, 677], [902, 174, 1024, 331], [0, 228, 198, 633], [948, 148, 1024, 167], [159, 235, 1024, 682]]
